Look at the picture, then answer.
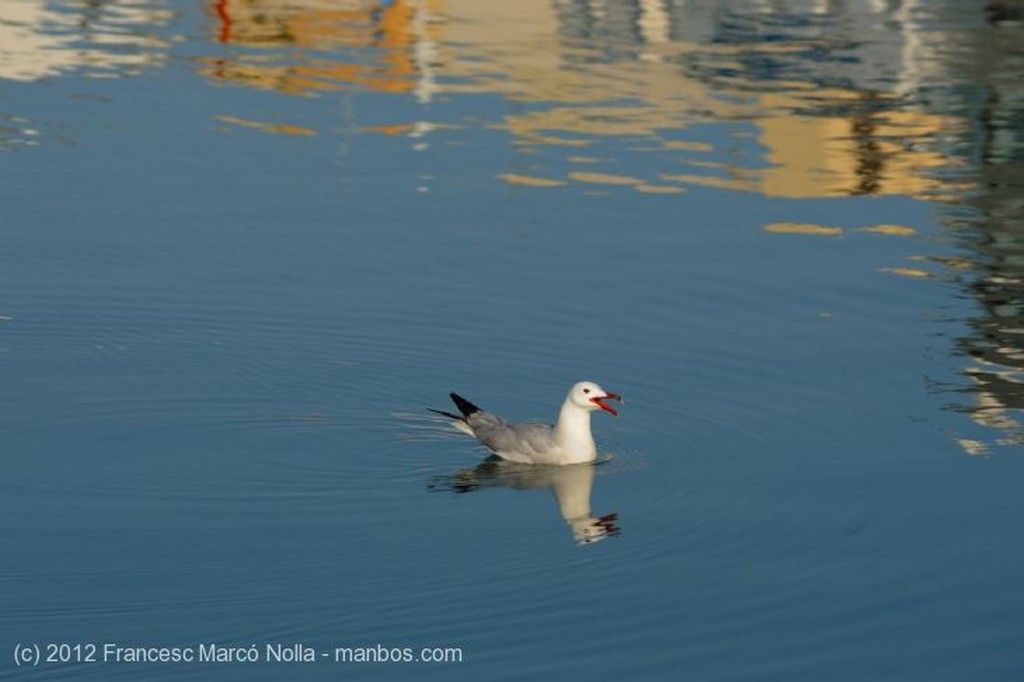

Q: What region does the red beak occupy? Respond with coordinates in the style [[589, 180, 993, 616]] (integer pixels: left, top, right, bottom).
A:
[[590, 392, 623, 416]]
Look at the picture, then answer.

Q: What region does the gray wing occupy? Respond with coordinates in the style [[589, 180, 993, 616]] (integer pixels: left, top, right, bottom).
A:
[[466, 411, 557, 460]]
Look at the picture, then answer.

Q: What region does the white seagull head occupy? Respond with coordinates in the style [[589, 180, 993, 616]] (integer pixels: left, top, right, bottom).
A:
[[567, 381, 624, 416]]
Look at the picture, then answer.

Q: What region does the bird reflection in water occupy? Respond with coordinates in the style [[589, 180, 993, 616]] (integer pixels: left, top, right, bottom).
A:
[[429, 459, 620, 545]]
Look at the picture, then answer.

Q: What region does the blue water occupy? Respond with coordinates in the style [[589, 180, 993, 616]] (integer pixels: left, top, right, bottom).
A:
[[2, 1, 1023, 680]]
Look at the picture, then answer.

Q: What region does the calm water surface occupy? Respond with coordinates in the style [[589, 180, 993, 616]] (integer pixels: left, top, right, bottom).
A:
[[2, 1, 1023, 680]]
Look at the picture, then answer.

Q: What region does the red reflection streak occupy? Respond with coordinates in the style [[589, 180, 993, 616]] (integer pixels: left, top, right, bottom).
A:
[[214, 0, 232, 44]]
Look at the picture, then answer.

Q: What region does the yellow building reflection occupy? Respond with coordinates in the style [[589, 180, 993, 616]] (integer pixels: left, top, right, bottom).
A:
[[196, 0, 974, 202], [432, 0, 969, 200]]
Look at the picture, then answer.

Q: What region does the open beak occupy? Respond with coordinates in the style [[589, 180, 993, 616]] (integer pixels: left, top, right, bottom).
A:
[[590, 392, 623, 416]]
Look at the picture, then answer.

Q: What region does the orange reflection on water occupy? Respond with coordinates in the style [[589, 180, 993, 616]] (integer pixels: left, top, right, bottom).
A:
[[215, 115, 316, 136], [204, 0, 438, 96]]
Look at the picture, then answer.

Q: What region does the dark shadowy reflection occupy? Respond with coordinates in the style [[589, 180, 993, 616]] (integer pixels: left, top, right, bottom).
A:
[[429, 459, 621, 545], [553, 0, 643, 47], [913, 3, 1024, 452]]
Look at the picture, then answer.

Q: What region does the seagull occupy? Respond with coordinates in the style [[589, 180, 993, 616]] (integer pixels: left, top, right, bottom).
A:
[[430, 381, 624, 465]]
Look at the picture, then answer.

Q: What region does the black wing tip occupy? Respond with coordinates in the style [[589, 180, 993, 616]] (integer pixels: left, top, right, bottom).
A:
[[427, 407, 464, 421], [449, 392, 481, 418]]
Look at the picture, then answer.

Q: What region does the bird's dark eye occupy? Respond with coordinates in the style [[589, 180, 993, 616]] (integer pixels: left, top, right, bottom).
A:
[[583, 388, 590, 394]]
